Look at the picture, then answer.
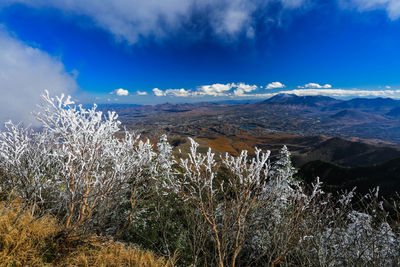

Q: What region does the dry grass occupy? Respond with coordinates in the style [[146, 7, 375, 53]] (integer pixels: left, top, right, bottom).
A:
[[63, 242, 175, 267], [0, 204, 174, 267], [232, 141, 254, 154], [0, 204, 59, 266], [205, 136, 237, 154]]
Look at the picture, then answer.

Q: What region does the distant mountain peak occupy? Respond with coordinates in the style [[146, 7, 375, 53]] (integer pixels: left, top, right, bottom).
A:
[[270, 93, 297, 99], [259, 93, 341, 107]]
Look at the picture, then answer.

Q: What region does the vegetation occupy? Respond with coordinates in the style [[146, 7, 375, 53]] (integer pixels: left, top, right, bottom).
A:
[[0, 204, 172, 267], [298, 158, 400, 197], [0, 91, 399, 266]]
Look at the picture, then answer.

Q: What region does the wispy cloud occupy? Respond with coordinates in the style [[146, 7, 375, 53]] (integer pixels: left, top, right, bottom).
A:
[[341, 0, 400, 20], [110, 88, 129, 96], [0, 28, 77, 125], [136, 90, 147, 95], [298, 83, 332, 89], [266, 81, 285, 89], [3, 0, 309, 44], [165, 88, 192, 97]]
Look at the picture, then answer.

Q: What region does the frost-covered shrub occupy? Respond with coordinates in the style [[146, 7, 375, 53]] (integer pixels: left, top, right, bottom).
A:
[[311, 188, 400, 267], [243, 146, 325, 266], [317, 211, 399, 266], [0, 91, 159, 232], [0, 121, 58, 210]]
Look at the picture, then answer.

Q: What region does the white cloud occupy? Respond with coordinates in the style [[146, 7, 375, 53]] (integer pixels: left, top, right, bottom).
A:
[[233, 83, 258, 96], [0, 28, 77, 125], [196, 83, 235, 96], [152, 88, 165, 96], [281, 0, 307, 8], [136, 90, 147, 95], [153, 83, 258, 97], [3, 0, 308, 44], [266, 81, 285, 89], [165, 88, 191, 97], [150, 82, 400, 99], [386, 85, 391, 89], [153, 84, 400, 99], [342, 0, 400, 20], [152, 88, 191, 97], [298, 83, 332, 89], [110, 88, 129, 96]]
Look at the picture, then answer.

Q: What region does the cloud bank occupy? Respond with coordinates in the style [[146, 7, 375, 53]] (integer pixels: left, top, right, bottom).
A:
[[153, 83, 259, 97], [280, 88, 400, 98], [298, 83, 332, 89], [0, 28, 77, 125], [3, 0, 308, 44], [152, 81, 400, 99]]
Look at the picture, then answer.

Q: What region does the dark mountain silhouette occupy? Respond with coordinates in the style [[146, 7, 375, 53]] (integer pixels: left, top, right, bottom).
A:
[[258, 94, 341, 108], [387, 107, 400, 118], [329, 109, 386, 122], [330, 97, 400, 113], [298, 158, 400, 197], [293, 137, 400, 167]]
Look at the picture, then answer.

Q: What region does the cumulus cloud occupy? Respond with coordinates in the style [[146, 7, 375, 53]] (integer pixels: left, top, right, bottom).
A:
[[165, 88, 192, 97], [233, 83, 258, 96], [298, 83, 332, 89], [342, 0, 400, 20], [110, 88, 129, 96], [196, 83, 235, 96], [153, 83, 259, 97], [152, 88, 165, 96], [152, 88, 191, 97], [2, 0, 308, 44], [0, 28, 77, 125], [136, 90, 148, 95], [266, 81, 285, 89]]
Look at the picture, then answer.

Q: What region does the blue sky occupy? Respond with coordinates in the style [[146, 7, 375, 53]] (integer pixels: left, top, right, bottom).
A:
[[1, 0, 400, 121]]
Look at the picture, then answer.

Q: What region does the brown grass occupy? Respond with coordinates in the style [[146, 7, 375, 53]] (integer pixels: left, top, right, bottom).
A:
[[205, 136, 237, 154], [63, 242, 175, 267], [0, 204, 174, 267], [0, 204, 59, 266]]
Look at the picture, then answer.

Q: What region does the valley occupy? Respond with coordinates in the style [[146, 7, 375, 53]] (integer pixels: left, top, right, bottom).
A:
[[100, 94, 400, 197]]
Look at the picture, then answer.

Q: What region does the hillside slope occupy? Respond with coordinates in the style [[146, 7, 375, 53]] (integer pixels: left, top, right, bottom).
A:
[[298, 158, 400, 196]]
